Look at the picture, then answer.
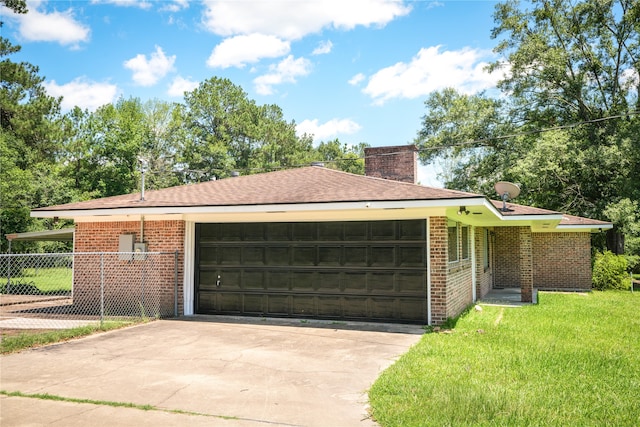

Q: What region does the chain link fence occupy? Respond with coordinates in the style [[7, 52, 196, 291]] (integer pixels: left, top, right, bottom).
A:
[[0, 252, 179, 331]]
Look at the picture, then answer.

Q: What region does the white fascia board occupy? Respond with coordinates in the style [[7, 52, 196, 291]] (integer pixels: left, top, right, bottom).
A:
[[555, 223, 613, 232], [31, 197, 489, 219]]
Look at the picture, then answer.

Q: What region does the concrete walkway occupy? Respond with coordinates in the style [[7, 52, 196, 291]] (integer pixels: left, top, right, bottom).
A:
[[0, 317, 423, 427]]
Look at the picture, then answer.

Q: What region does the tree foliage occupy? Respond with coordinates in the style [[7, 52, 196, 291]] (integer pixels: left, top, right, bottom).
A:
[[416, 0, 640, 226]]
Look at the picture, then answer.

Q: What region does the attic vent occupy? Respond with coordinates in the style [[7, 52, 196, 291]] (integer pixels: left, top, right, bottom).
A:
[[311, 161, 325, 167], [230, 171, 240, 177]]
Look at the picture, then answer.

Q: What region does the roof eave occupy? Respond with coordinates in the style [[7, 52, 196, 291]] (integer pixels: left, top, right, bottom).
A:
[[31, 198, 490, 220]]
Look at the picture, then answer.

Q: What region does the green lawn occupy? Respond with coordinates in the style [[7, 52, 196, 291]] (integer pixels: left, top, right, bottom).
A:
[[369, 291, 640, 427], [2, 267, 72, 294], [0, 321, 144, 354]]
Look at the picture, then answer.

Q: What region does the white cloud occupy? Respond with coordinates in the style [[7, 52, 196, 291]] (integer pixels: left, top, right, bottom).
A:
[[207, 34, 290, 68], [426, 1, 444, 9], [296, 118, 362, 141], [620, 68, 639, 92], [254, 55, 312, 95], [363, 45, 504, 105], [312, 40, 333, 55], [44, 78, 118, 111], [168, 76, 199, 97], [201, 0, 411, 40], [90, 0, 152, 9], [349, 73, 366, 86], [7, 0, 90, 46], [160, 0, 189, 12], [123, 46, 176, 86]]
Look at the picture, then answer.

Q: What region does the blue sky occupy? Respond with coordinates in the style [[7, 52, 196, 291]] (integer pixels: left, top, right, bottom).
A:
[[2, 0, 506, 185]]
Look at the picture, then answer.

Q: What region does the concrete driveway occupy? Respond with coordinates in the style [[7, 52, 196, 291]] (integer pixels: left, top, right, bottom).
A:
[[0, 317, 423, 427]]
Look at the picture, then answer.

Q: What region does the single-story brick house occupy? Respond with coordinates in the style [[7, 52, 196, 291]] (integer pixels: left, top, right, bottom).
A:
[[31, 145, 611, 325]]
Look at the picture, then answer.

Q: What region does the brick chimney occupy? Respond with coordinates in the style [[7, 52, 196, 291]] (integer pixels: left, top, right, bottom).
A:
[[364, 144, 417, 184]]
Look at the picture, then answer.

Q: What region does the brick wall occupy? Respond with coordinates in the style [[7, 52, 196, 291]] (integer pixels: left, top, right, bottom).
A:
[[364, 145, 417, 184], [519, 227, 533, 302], [429, 217, 447, 325], [74, 220, 185, 316], [532, 232, 592, 290], [494, 226, 592, 291], [494, 227, 521, 288], [474, 227, 493, 299], [429, 217, 474, 325]]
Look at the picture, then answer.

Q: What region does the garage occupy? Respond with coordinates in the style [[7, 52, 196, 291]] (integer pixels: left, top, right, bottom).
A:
[[195, 219, 428, 323]]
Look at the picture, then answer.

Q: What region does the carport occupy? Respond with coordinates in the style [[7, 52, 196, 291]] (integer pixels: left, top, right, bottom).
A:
[[5, 228, 74, 252]]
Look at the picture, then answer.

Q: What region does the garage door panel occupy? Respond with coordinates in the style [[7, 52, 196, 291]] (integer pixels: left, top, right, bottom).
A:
[[196, 221, 427, 323], [267, 295, 290, 315], [316, 296, 342, 317], [316, 272, 340, 291], [397, 273, 425, 294], [368, 272, 395, 292], [266, 247, 289, 266], [344, 246, 367, 266], [344, 272, 367, 293], [399, 246, 425, 267], [220, 247, 241, 265], [398, 298, 427, 321], [292, 295, 315, 316], [343, 297, 368, 318], [369, 298, 396, 319], [291, 271, 314, 291], [199, 271, 219, 290], [293, 247, 316, 265], [243, 271, 264, 290], [370, 246, 395, 267], [243, 294, 264, 313], [267, 271, 290, 290], [217, 293, 242, 313], [243, 247, 265, 265], [318, 246, 341, 266]]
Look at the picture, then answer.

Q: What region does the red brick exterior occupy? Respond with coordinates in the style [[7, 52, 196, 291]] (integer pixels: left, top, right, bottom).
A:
[[430, 217, 474, 325], [364, 145, 417, 184], [74, 220, 185, 316], [532, 232, 592, 290], [430, 217, 448, 325], [519, 227, 533, 302], [474, 227, 493, 300], [494, 227, 592, 291], [494, 227, 521, 288]]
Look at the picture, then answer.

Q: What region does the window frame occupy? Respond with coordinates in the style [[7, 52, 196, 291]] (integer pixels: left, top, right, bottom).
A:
[[461, 226, 470, 260], [447, 220, 459, 263]]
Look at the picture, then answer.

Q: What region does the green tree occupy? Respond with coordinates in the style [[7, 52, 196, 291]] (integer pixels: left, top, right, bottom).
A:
[[315, 139, 367, 175], [0, 0, 70, 252], [416, 0, 640, 223]]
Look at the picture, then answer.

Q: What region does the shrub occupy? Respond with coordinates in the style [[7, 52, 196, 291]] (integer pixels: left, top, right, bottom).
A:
[[592, 251, 629, 290]]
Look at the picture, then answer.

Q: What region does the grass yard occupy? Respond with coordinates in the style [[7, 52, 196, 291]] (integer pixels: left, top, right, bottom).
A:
[[2, 267, 72, 294], [0, 321, 144, 354], [369, 291, 640, 427]]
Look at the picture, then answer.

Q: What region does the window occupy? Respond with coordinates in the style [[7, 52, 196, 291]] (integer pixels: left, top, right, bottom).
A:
[[483, 229, 490, 269], [461, 226, 470, 260], [448, 221, 458, 262]]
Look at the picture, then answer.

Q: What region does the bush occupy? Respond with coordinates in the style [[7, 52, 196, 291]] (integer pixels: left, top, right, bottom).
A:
[[592, 251, 629, 290]]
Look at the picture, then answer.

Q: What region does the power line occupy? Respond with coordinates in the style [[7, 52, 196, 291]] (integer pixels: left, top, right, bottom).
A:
[[177, 109, 639, 176]]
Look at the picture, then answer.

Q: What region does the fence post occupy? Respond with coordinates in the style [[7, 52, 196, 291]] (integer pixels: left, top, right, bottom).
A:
[[174, 251, 178, 317], [100, 253, 104, 326]]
